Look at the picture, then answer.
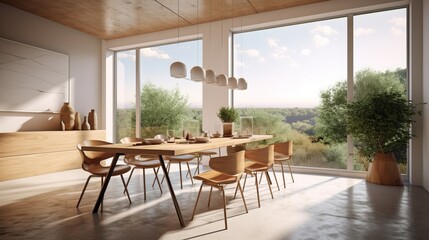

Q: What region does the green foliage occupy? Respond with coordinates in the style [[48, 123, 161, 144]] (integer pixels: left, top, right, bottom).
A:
[[217, 107, 239, 123], [315, 68, 406, 144], [353, 68, 405, 101], [140, 83, 190, 131], [315, 81, 348, 143], [238, 108, 291, 147], [346, 91, 417, 159]]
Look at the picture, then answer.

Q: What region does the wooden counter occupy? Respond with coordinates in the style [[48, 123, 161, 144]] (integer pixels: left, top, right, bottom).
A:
[[0, 130, 106, 181]]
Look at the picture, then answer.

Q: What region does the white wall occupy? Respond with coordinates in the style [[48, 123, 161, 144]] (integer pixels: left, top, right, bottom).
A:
[[422, 0, 429, 191], [0, 3, 102, 132]]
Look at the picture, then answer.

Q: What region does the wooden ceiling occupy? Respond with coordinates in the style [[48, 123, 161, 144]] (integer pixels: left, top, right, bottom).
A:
[[1, 0, 328, 40]]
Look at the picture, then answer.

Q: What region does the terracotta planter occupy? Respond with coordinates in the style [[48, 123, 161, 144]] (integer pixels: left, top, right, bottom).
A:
[[366, 152, 403, 186], [222, 122, 234, 137]]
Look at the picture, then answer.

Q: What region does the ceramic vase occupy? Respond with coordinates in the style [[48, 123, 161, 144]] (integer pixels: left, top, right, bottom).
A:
[[88, 109, 97, 130], [60, 102, 75, 130], [74, 112, 82, 130], [81, 116, 90, 130]]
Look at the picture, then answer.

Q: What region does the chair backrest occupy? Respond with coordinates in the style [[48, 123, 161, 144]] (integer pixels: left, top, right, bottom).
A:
[[244, 145, 274, 165], [274, 141, 293, 157], [226, 144, 246, 155], [120, 137, 157, 162], [77, 140, 115, 171], [209, 150, 245, 176]]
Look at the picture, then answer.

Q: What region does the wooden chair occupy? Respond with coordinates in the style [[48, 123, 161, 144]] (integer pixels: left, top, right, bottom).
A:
[[120, 137, 163, 201], [273, 141, 294, 189], [192, 150, 217, 175], [76, 140, 132, 210], [238, 145, 276, 208], [162, 154, 195, 189], [191, 150, 248, 230]]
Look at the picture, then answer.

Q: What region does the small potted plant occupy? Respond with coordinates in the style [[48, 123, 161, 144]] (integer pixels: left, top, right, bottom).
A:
[[346, 91, 419, 186], [217, 107, 239, 137]]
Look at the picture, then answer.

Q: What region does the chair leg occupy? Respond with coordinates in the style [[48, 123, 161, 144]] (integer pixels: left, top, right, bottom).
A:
[[233, 174, 244, 199], [124, 167, 136, 194], [255, 172, 260, 208], [143, 168, 147, 201], [208, 186, 213, 207], [101, 177, 104, 212], [186, 162, 194, 185], [265, 171, 274, 199], [193, 155, 202, 176], [152, 167, 160, 187], [179, 162, 183, 189], [191, 183, 204, 221], [153, 168, 163, 194], [121, 174, 132, 204], [161, 162, 171, 184], [271, 166, 280, 191], [76, 175, 93, 208], [280, 162, 286, 188], [287, 162, 295, 183], [237, 181, 248, 213], [222, 187, 227, 230]]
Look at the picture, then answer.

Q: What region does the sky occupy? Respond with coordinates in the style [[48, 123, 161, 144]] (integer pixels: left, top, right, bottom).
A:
[[116, 8, 406, 109]]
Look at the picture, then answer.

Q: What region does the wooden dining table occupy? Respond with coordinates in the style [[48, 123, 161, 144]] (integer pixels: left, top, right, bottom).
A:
[[81, 134, 272, 227]]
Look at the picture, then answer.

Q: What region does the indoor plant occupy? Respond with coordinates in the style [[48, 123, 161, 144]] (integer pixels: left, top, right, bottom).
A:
[[217, 107, 239, 137], [346, 91, 419, 186]]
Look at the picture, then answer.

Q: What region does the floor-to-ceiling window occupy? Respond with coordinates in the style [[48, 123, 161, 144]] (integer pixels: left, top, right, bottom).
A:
[[115, 40, 203, 141], [233, 17, 348, 170], [353, 8, 408, 173], [233, 7, 408, 172]]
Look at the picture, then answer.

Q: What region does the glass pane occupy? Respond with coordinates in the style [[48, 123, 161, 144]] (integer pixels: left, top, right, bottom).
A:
[[116, 50, 136, 141], [139, 40, 203, 138], [353, 8, 408, 173], [234, 18, 348, 169]]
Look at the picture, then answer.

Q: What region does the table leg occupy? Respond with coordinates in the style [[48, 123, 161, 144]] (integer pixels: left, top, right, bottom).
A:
[[92, 153, 122, 213], [159, 154, 185, 227]]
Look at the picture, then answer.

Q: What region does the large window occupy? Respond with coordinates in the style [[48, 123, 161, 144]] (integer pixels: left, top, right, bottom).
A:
[[353, 8, 408, 173], [233, 8, 408, 172], [234, 17, 348, 170], [116, 40, 203, 141]]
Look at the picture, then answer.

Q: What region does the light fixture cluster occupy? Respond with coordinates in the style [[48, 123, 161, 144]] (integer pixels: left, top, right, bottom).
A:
[[170, 64, 247, 90], [169, 0, 247, 90]]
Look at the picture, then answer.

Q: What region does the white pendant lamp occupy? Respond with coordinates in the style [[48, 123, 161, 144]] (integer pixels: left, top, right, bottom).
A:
[[170, 61, 187, 78], [170, 0, 187, 78], [216, 74, 228, 86], [190, 66, 206, 81], [228, 76, 238, 89], [237, 77, 247, 90], [205, 69, 216, 84]]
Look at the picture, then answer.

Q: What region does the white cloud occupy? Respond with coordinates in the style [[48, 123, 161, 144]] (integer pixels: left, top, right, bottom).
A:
[[313, 34, 329, 47], [140, 47, 170, 59], [243, 49, 261, 57], [267, 38, 289, 59], [390, 17, 406, 27], [310, 25, 339, 36], [391, 27, 405, 36], [354, 27, 376, 37], [288, 59, 301, 67], [300, 49, 311, 56], [117, 52, 136, 61], [235, 60, 247, 68], [310, 25, 338, 47]]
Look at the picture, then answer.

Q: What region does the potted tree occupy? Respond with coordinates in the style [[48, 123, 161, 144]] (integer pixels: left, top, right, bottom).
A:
[[217, 107, 239, 137], [346, 91, 419, 186]]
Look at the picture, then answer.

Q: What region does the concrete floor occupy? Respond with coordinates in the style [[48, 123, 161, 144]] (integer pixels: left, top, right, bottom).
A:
[[1, 163, 429, 240]]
